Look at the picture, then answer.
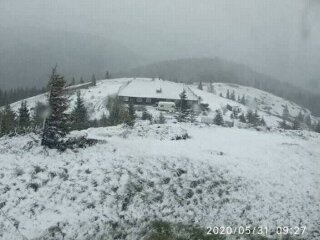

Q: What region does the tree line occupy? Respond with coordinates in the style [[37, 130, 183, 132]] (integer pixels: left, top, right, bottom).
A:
[[0, 70, 112, 108], [0, 68, 131, 150], [0, 87, 46, 107]]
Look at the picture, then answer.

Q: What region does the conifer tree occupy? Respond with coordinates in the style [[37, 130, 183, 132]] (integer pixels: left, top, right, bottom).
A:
[[246, 109, 255, 124], [71, 91, 89, 130], [128, 101, 135, 118], [241, 95, 246, 105], [105, 71, 110, 79], [18, 101, 30, 132], [32, 102, 47, 129], [80, 77, 84, 84], [230, 90, 235, 100], [126, 101, 136, 126], [208, 82, 214, 93], [253, 110, 261, 125], [219, 93, 223, 97], [279, 119, 291, 130], [71, 77, 76, 86], [91, 74, 96, 86], [177, 89, 189, 122], [107, 97, 124, 126], [99, 113, 108, 127], [213, 110, 224, 126], [90, 119, 99, 128], [297, 111, 304, 121], [158, 112, 165, 124], [282, 105, 290, 121], [315, 121, 320, 133], [41, 68, 69, 149], [304, 114, 312, 127], [239, 113, 246, 123], [260, 117, 266, 126], [0, 104, 16, 136], [226, 89, 230, 99], [292, 117, 300, 130], [197, 82, 203, 90], [142, 109, 153, 121]]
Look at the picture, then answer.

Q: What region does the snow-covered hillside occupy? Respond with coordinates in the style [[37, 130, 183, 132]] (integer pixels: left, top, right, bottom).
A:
[[1, 78, 320, 239], [0, 123, 319, 239], [191, 82, 318, 126], [6, 78, 318, 128]]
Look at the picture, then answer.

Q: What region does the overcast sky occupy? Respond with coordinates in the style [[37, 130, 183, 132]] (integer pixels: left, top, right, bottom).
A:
[[1, 0, 320, 85]]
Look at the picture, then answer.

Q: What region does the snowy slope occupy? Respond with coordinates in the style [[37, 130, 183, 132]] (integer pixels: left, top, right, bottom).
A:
[[8, 79, 129, 121], [197, 82, 317, 124], [5, 78, 318, 128], [190, 86, 283, 127], [0, 123, 319, 239]]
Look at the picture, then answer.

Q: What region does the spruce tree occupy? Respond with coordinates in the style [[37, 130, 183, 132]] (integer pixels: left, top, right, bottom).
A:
[[158, 112, 165, 124], [282, 105, 290, 121], [260, 117, 266, 126], [239, 113, 246, 123], [246, 109, 255, 124], [142, 109, 153, 121], [105, 71, 110, 79], [197, 82, 203, 90], [297, 111, 304, 121], [91, 74, 96, 86], [226, 90, 230, 99], [253, 110, 261, 125], [32, 102, 47, 129], [107, 97, 124, 126], [41, 69, 69, 149], [126, 101, 136, 126], [315, 121, 320, 133], [177, 89, 189, 122], [304, 114, 312, 127], [292, 117, 300, 130], [71, 91, 89, 130], [99, 113, 108, 127], [18, 101, 30, 132], [90, 119, 99, 128], [230, 90, 235, 100], [0, 104, 16, 136], [241, 95, 246, 105], [279, 119, 291, 130], [71, 77, 76, 86], [213, 110, 224, 126], [80, 77, 84, 84], [208, 82, 214, 93]]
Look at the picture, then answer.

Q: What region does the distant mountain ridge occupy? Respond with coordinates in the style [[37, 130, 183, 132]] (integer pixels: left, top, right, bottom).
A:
[[0, 27, 139, 89], [119, 58, 320, 116]]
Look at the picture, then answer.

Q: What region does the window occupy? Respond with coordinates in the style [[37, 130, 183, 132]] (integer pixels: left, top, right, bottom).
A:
[[137, 97, 143, 103], [146, 98, 151, 103], [123, 97, 129, 102]]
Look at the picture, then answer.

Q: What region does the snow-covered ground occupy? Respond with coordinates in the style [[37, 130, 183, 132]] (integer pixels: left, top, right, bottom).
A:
[[0, 122, 319, 239], [6, 78, 319, 129], [191, 82, 318, 126]]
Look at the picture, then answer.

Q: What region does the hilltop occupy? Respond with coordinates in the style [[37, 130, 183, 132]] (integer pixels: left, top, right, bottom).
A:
[[7, 78, 319, 129], [119, 58, 320, 116]]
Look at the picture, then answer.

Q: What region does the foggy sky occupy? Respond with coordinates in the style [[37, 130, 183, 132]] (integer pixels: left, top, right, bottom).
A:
[[1, 0, 320, 86]]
